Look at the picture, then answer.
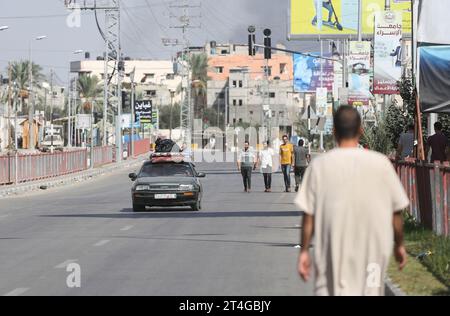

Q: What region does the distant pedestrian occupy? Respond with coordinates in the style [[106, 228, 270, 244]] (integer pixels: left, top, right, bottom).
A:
[[237, 141, 256, 193], [396, 124, 415, 160], [426, 122, 449, 163], [280, 135, 294, 192], [296, 106, 408, 296], [258, 141, 275, 192], [294, 139, 310, 192]]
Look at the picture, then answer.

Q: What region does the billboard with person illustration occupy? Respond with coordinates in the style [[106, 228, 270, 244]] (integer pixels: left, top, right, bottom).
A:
[[290, 0, 411, 38], [373, 10, 402, 94], [293, 53, 334, 93]]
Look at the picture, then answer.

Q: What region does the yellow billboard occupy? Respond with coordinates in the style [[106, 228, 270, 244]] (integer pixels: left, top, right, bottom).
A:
[[290, 0, 411, 38]]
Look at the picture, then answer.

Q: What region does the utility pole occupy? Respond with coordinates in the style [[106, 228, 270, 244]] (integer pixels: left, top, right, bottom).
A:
[[130, 67, 136, 158], [65, 0, 121, 154], [170, 0, 201, 148]]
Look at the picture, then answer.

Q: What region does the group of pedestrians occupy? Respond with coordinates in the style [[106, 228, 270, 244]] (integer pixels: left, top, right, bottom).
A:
[[397, 121, 449, 162], [237, 135, 310, 193]]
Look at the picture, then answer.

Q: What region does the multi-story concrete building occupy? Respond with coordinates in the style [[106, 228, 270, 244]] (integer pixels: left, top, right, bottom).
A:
[[206, 43, 302, 134], [70, 59, 183, 105]]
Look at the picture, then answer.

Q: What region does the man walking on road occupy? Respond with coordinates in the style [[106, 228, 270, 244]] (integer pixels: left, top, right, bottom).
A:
[[295, 106, 409, 296], [280, 135, 294, 192], [258, 141, 275, 192], [237, 141, 256, 193], [396, 124, 415, 160], [294, 139, 310, 192], [427, 121, 449, 163]]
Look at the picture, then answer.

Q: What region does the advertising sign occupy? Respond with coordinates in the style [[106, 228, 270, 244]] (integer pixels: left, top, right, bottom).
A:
[[316, 87, 329, 117], [134, 100, 152, 124], [290, 0, 411, 39], [347, 41, 371, 106], [294, 53, 334, 93], [373, 11, 402, 94], [76, 114, 91, 130], [419, 46, 450, 113]]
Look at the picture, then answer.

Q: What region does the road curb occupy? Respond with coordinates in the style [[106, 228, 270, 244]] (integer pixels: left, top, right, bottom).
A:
[[0, 155, 149, 199], [385, 278, 407, 296]]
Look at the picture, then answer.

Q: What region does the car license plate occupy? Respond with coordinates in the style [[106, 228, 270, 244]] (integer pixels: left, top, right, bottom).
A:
[[155, 194, 177, 200]]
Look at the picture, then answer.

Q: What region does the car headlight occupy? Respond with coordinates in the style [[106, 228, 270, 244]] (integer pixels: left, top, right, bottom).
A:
[[179, 184, 194, 191], [135, 185, 150, 191]]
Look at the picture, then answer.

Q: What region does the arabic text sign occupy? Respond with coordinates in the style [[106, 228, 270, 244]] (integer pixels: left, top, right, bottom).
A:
[[373, 11, 402, 95], [293, 53, 334, 93], [76, 114, 91, 130], [348, 41, 371, 106], [134, 100, 152, 124], [290, 0, 411, 38], [316, 87, 329, 117]]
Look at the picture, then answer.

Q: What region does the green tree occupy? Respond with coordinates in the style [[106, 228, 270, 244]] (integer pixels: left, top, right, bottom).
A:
[[190, 53, 209, 119], [77, 74, 102, 114], [9, 60, 45, 114], [159, 103, 181, 130]]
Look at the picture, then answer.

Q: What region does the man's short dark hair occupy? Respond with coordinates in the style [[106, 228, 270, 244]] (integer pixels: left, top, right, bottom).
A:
[[298, 139, 304, 146], [435, 122, 443, 131], [282, 135, 288, 139], [333, 106, 362, 140]]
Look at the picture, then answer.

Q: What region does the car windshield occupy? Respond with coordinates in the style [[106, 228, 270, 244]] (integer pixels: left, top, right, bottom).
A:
[[138, 163, 194, 178]]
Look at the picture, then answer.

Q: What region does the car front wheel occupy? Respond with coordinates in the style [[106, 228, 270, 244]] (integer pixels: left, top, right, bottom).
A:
[[191, 199, 201, 212]]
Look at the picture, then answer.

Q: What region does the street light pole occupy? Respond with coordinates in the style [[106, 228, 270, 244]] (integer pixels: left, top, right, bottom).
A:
[[28, 35, 47, 151], [68, 50, 84, 148]]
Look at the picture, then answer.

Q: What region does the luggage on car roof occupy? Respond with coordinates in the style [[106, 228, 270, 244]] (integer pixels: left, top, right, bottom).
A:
[[155, 138, 180, 153]]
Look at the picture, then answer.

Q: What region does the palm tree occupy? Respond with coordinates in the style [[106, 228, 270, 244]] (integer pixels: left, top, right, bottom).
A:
[[189, 53, 209, 119], [77, 74, 102, 114], [9, 60, 45, 114]]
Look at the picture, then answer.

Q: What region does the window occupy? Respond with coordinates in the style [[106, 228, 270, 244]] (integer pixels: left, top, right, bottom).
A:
[[239, 80, 243, 88], [145, 73, 155, 79], [232, 80, 237, 88], [233, 118, 237, 124], [279, 111, 284, 118], [280, 63, 287, 74], [239, 100, 243, 106], [262, 66, 272, 76], [233, 99, 237, 106], [166, 74, 175, 80], [146, 90, 157, 97], [216, 67, 224, 74], [249, 111, 254, 115], [271, 110, 276, 117], [239, 118, 243, 123], [269, 92, 276, 98]]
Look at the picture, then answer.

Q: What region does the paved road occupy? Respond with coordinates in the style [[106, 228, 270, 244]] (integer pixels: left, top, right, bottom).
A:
[[0, 162, 312, 296]]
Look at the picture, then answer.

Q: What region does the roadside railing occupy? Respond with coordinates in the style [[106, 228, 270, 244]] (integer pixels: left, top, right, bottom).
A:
[[393, 158, 449, 237], [0, 150, 87, 185], [92, 146, 115, 167], [0, 141, 151, 186], [127, 139, 151, 157]]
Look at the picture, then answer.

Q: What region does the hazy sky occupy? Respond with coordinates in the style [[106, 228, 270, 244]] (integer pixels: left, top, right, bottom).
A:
[[0, 0, 319, 85]]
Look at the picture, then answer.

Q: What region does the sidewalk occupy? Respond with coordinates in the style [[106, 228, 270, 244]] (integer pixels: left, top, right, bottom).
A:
[[0, 154, 149, 199]]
